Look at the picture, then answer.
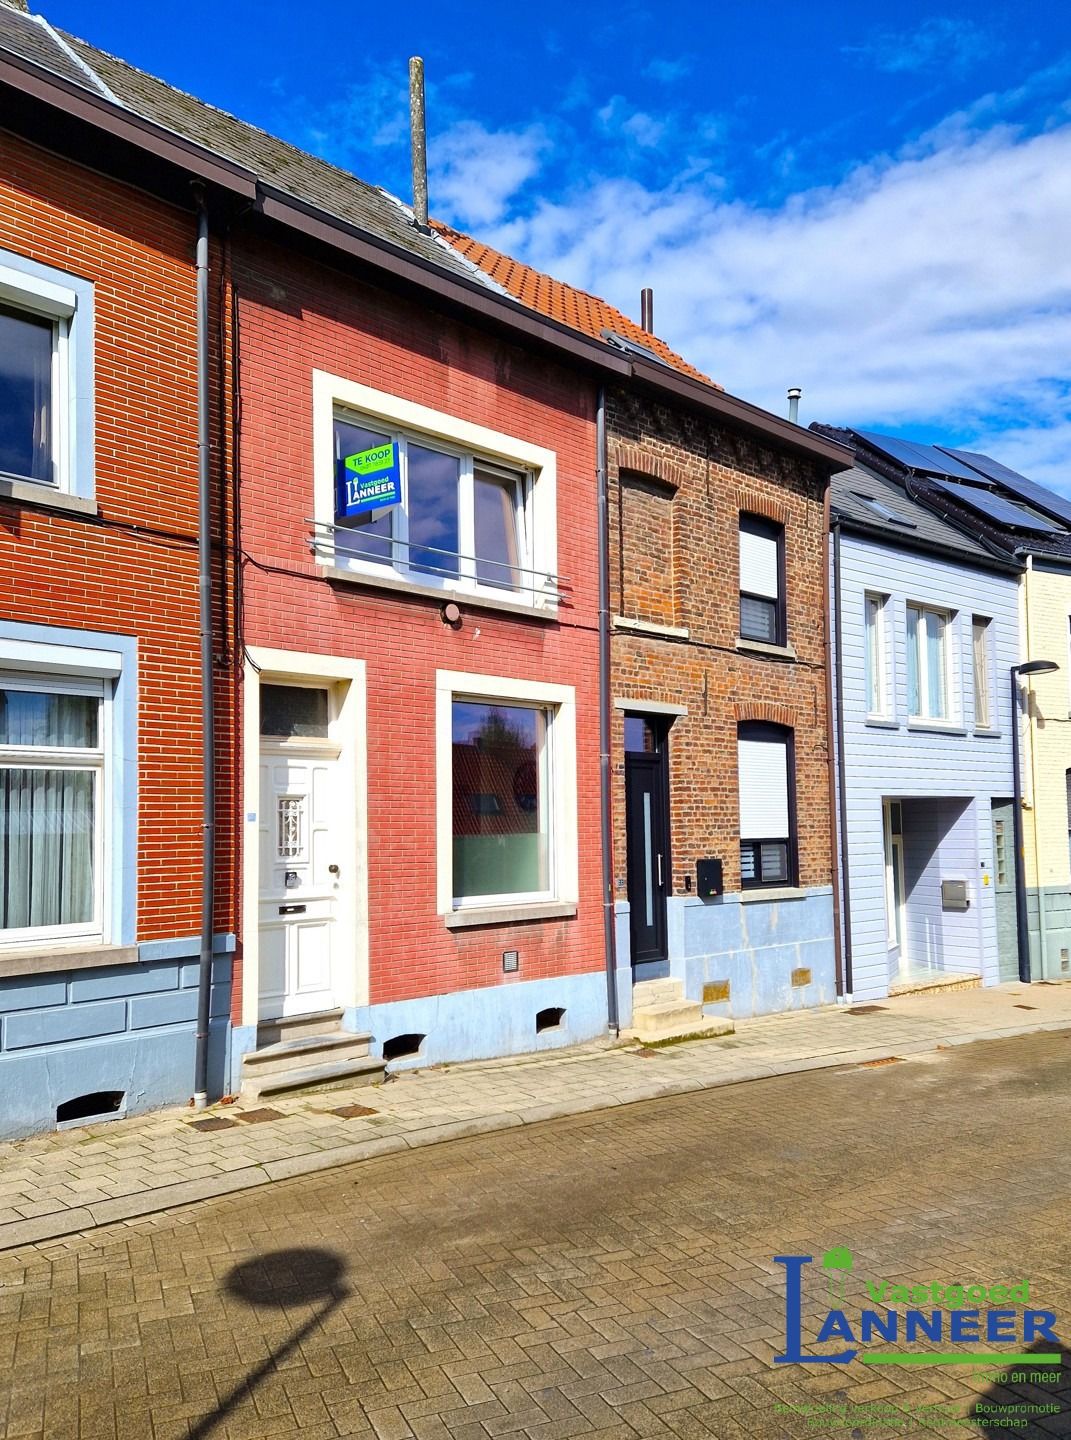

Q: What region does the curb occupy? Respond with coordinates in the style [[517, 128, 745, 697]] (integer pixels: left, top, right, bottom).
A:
[[1, 1016, 1067, 1255]]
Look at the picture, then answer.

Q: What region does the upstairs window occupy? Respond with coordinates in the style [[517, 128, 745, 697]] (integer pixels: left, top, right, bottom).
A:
[[0, 305, 57, 485], [333, 413, 528, 592], [737, 721, 797, 888], [864, 593, 889, 717], [972, 616, 992, 728], [739, 514, 785, 645], [907, 604, 951, 721]]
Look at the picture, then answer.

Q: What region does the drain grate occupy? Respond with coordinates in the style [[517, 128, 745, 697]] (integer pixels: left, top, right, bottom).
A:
[[858, 1056, 902, 1068], [236, 1107, 285, 1124], [330, 1102, 378, 1118], [188, 1116, 238, 1132]]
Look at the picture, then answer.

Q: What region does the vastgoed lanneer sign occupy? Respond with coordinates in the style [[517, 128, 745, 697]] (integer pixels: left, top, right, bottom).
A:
[[336, 443, 401, 522]]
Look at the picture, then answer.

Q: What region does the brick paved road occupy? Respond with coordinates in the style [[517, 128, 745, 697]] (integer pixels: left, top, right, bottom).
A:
[[2, 1030, 1071, 1440]]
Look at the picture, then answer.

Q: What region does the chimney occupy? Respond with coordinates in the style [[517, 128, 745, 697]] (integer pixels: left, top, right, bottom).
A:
[[640, 288, 654, 334], [787, 387, 802, 424], [409, 57, 429, 233]]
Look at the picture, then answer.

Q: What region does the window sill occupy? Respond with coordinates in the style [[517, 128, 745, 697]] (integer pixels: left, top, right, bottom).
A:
[[906, 720, 968, 736], [320, 563, 558, 620], [973, 727, 1002, 739], [613, 616, 690, 640], [0, 476, 97, 516], [0, 942, 136, 979], [444, 901, 578, 930], [735, 637, 797, 661], [865, 716, 900, 730], [739, 887, 807, 904]]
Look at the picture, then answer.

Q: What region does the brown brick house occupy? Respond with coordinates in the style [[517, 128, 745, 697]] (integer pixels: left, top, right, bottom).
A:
[[439, 226, 851, 1030]]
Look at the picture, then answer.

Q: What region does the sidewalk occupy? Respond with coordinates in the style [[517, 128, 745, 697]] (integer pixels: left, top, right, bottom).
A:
[[1, 980, 1069, 1254]]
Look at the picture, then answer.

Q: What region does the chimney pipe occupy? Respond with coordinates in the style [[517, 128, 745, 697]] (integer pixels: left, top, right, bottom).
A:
[[640, 288, 654, 333], [409, 57, 429, 233], [787, 386, 802, 424]]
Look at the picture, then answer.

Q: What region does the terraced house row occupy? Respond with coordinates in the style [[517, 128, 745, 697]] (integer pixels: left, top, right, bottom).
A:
[[1, 0, 1068, 1136]]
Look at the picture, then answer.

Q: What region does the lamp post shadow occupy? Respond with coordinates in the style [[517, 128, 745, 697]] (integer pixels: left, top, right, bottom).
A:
[[187, 1246, 350, 1440]]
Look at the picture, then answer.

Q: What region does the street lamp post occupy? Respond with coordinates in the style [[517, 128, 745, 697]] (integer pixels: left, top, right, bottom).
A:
[[1010, 659, 1059, 985]]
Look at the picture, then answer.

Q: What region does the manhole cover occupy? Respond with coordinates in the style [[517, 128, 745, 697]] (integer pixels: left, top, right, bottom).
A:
[[237, 1107, 285, 1124], [330, 1103, 379, 1118], [187, 1116, 238, 1132]]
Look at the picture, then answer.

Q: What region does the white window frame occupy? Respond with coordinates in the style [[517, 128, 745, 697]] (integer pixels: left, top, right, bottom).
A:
[[313, 372, 558, 613], [0, 259, 80, 495], [864, 592, 889, 718], [0, 670, 110, 948], [907, 603, 953, 722], [435, 671, 578, 917], [972, 615, 993, 729]]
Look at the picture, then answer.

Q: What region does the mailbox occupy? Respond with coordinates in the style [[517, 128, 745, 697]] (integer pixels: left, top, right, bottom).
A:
[[696, 858, 723, 898], [941, 879, 969, 911]]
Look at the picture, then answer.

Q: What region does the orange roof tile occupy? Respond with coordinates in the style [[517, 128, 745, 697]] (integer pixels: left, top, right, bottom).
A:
[[433, 222, 718, 388]]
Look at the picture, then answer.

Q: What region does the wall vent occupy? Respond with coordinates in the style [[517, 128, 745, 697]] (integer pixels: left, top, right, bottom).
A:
[[536, 1007, 566, 1033], [56, 1091, 126, 1129], [382, 1033, 425, 1062]]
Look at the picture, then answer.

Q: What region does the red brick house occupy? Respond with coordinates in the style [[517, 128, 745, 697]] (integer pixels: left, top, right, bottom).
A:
[[0, 0, 241, 1135], [440, 228, 851, 1033]]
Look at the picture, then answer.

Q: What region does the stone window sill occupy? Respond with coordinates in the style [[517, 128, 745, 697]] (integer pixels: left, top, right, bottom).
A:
[[0, 942, 137, 979], [320, 563, 558, 621], [612, 616, 690, 640], [0, 476, 97, 516], [734, 637, 798, 661], [738, 887, 807, 904], [444, 901, 577, 930], [906, 720, 968, 736], [865, 716, 900, 730], [973, 727, 1002, 739]]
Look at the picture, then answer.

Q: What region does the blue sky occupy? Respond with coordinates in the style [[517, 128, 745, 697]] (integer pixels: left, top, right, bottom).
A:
[[46, 0, 1071, 491]]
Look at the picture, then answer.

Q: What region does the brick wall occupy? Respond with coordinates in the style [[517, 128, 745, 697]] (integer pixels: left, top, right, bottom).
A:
[[234, 237, 603, 1009], [0, 132, 234, 942], [607, 386, 833, 898]]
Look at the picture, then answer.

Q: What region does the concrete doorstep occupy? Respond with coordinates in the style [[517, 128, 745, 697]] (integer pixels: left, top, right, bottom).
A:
[[1, 980, 1070, 1254]]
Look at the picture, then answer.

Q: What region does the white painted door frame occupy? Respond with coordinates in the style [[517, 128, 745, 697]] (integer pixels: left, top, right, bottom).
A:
[[241, 648, 368, 1032]]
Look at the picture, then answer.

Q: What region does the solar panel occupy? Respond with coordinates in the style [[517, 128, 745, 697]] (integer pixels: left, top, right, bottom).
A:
[[938, 446, 1071, 529], [855, 431, 980, 481], [929, 478, 1064, 534]]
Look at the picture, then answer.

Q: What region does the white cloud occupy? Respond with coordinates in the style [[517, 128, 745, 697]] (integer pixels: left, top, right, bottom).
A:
[[430, 120, 548, 228], [487, 114, 1071, 491], [845, 16, 997, 76]]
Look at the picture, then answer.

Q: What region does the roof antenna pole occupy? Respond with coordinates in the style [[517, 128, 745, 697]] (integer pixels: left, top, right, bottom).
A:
[[788, 387, 801, 424], [409, 57, 430, 233]]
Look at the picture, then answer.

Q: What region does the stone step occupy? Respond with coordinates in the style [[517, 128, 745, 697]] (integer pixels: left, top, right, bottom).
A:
[[240, 1054, 385, 1103], [630, 1016, 735, 1045], [257, 1008, 344, 1046], [632, 978, 684, 1007], [631, 1000, 707, 1035], [242, 1031, 373, 1078]]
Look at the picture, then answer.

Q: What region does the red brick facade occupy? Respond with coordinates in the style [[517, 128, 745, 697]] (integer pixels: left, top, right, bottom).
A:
[[607, 386, 833, 901], [0, 131, 234, 943], [233, 237, 603, 1012]]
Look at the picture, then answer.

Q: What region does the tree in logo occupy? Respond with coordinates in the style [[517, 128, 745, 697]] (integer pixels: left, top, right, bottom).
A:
[[822, 1247, 853, 1301]]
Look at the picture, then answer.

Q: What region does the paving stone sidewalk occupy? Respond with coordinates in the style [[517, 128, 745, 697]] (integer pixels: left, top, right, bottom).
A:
[[2, 980, 1070, 1254]]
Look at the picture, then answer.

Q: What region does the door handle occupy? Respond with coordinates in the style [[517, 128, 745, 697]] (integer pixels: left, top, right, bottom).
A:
[[657, 853, 664, 888], [328, 864, 340, 876]]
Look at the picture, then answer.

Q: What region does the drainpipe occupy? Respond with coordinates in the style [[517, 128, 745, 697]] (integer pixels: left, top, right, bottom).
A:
[[597, 386, 620, 1035], [1023, 556, 1051, 980], [829, 514, 853, 999], [193, 190, 216, 1108]]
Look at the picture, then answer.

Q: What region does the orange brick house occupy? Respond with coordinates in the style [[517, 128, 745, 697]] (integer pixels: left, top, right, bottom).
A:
[[440, 227, 852, 1030]]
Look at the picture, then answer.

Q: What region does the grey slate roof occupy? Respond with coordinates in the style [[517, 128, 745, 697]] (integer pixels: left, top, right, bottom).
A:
[[0, 6, 501, 289], [831, 460, 1017, 570]]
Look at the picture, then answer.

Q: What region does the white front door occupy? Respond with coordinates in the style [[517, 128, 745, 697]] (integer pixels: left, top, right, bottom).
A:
[[258, 748, 341, 1019]]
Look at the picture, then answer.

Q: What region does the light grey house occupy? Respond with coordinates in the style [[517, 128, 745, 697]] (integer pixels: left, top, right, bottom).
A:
[[828, 452, 1024, 1001]]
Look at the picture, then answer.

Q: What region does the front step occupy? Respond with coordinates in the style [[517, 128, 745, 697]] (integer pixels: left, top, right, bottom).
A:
[[890, 973, 981, 998], [257, 1007, 344, 1047], [626, 978, 735, 1044], [240, 1029, 385, 1102]]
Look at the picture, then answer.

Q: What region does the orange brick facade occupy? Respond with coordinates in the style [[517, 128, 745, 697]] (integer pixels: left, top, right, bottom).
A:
[[0, 132, 234, 943], [233, 237, 604, 1016], [607, 386, 834, 902]]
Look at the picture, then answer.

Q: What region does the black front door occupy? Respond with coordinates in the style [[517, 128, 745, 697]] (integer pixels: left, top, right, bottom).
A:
[[624, 716, 671, 980]]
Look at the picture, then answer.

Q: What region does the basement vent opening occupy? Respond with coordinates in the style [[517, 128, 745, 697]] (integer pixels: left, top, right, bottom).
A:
[[536, 1007, 566, 1033], [56, 1091, 126, 1129], [382, 1033, 425, 1063]]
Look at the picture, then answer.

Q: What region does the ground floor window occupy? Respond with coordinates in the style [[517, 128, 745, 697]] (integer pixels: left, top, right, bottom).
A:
[[452, 700, 550, 901], [737, 721, 797, 887], [0, 678, 104, 941]]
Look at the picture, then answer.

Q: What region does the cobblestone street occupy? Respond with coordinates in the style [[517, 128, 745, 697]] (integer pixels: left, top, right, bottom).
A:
[[2, 1028, 1071, 1440]]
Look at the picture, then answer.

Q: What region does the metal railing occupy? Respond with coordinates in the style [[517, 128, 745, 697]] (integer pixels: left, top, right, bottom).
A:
[[308, 520, 568, 602]]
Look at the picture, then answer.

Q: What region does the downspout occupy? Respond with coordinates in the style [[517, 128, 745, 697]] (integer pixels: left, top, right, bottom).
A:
[[830, 514, 853, 999], [193, 190, 216, 1108], [597, 386, 620, 1035], [1023, 556, 1050, 980]]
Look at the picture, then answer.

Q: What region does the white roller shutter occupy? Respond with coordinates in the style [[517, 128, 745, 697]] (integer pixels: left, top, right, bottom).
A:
[[739, 525, 778, 599], [738, 735, 788, 839]]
